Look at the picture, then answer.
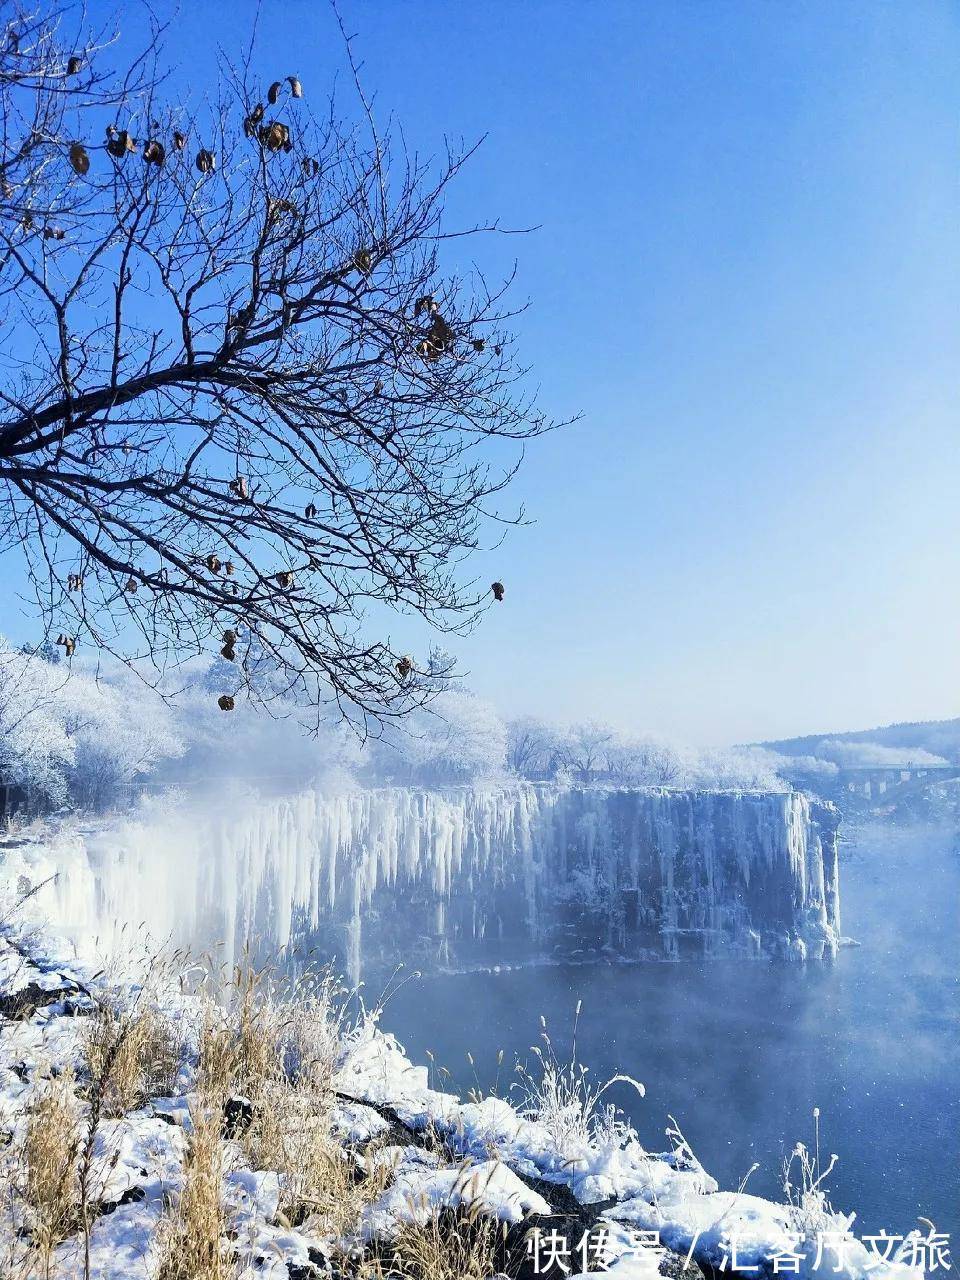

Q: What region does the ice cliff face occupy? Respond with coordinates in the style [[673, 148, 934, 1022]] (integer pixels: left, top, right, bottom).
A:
[[30, 784, 840, 976]]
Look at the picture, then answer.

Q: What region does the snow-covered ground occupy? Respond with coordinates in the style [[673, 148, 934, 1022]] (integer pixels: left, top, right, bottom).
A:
[[0, 895, 932, 1280]]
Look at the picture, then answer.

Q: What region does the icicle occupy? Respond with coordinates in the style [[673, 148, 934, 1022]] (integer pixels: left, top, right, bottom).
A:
[[30, 783, 841, 970]]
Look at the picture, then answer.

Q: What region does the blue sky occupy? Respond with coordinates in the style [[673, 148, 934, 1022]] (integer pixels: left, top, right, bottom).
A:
[[2, 0, 959, 743]]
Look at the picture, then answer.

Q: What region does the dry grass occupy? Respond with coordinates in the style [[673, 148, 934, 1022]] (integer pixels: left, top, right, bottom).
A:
[[5, 949, 522, 1280], [152, 967, 245, 1280], [83, 1000, 181, 1116], [207, 962, 390, 1236], [154, 1104, 231, 1280], [362, 1202, 506, 1280], [79, 947, 186, 1119], [195, 1009, 242, 1111], [246, 1079, 394, 1235], [195, 962, 343, 1101], [213, 963, 276, 1101], [156, 959, 364, 1273], [782, 1108, 840, 1235], [20, 1069, 82, 1275], [512, 1009, 645, 1159]]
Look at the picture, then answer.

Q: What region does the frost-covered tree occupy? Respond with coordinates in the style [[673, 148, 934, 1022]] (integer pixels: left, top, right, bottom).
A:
[[506, 715, 565, 779], [0, 640, 73, 804], [506, 718, 792, 791], [373, 689, 507, 785], [555, 721, 616, 782], [688, 747, 785, 791], [0, 638, 183, 809], [606, 734, 687, 785], [19, 639, 61, 665], [58, 667, 184, 807]]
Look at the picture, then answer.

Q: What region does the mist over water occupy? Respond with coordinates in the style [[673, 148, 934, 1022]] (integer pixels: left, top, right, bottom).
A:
[[378, 822, 960, 1241]]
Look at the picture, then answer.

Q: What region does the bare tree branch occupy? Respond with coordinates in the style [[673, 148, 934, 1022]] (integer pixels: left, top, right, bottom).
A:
[[0, 1, 564, 732]]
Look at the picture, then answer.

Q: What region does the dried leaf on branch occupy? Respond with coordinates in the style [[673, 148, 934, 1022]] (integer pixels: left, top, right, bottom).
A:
[[68, 142, 89, 175], [105, 126, 136, 158], [258, 121, 290, 153]]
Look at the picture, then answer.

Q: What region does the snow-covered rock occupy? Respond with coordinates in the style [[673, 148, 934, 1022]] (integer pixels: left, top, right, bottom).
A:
[[362, 1153, 552, 1238]]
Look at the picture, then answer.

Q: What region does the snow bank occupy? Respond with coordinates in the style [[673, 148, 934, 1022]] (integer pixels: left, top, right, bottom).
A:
[[0, 930, 928, 1280]]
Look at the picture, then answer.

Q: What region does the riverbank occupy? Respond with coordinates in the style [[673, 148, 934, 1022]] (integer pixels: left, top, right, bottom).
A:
[[0, 900, 932, 1280]]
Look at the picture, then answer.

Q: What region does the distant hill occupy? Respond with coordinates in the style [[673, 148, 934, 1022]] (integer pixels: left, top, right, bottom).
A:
[[759, 718, 960, 765]]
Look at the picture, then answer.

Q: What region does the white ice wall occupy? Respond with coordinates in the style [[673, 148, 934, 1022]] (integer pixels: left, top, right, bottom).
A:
[[8, 784, 840, 972]]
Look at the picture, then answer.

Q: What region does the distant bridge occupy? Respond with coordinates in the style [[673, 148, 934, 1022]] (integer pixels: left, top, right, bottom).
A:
[[793, 762, 960, 801]]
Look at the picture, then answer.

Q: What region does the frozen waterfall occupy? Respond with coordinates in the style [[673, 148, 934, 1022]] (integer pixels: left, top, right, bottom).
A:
[[15, 784, 840, 976]]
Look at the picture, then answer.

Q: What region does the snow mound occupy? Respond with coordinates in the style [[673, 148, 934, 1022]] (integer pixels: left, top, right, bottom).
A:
[[362, 1153, 551, 1239]]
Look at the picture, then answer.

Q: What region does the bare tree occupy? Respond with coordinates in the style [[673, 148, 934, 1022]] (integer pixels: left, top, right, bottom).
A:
[[0, 3, 556, 731]]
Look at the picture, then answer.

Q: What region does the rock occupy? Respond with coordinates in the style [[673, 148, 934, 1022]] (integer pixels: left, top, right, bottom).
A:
[[502, 1214, 612, 1279], [659, 1250, 706, 1280], [523, 1174, 613, 1221], [287, 1246, 344, 1278], [222, 1095, 255, 1138], [98, 1185, 147, 1216], [361, 1116, 419, 1151], [0, 981, 74, 1020]]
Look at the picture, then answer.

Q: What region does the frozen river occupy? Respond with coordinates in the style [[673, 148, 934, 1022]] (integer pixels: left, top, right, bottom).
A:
[[381, 823, 960, 1243]]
